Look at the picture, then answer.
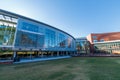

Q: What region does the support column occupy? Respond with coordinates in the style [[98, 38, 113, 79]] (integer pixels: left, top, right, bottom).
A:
[[74, 51, 76, 55], [66, 51, 68, 55], [70, 52, 72, 56], [51, 52, 53, 57], [61, 51, 63, 56], [37, 51, 39, 57], [111, 50, 112, 54], [13, 51, 17, 59], [63, 51, 65, 56], [57, 51, 59, 56], [30, 52, 32, 59], [41, 52, 43, 57], [62, 51, 63, 56], [13, 51, 20, 62], [36, 51, 38, 57]]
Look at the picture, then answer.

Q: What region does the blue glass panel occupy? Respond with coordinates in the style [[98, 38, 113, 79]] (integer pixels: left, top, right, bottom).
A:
[[21, 22, 39, 32], [45, 29, 56, 48], [58, 33, 66, 47], [15, 30, 44, 48]]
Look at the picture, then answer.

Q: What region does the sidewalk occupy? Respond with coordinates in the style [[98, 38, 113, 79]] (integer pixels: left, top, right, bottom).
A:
[[14, 56, 71, 64], [0, 60, 13, 64]]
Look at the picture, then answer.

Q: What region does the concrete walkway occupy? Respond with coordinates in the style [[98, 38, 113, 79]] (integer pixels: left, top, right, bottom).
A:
[[14, 56, 71, 64], [0, 60, 13, 64]]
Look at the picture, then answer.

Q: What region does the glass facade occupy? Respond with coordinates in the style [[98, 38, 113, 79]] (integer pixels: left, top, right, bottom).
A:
[[0, 11, 75, 52], [15, 31, 44, 48], [13, 18, 75, 51], [21, 22, 39, 32], [76, 38, 90, 53], [0, 14, 17, 46], [45, 29, 56, 48], [0, 25, 16, 45]]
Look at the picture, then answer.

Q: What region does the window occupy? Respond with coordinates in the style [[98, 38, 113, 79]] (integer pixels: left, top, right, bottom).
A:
[[45, 29, 56, 48], [92, 36, 97, 39], [15, 31, 44, 48], [0, 25, 16, 45], [93, 40, 98, 43], [22, 22, 39, 32], [59, 33, 65, 48], [100, 39, 104, 42]]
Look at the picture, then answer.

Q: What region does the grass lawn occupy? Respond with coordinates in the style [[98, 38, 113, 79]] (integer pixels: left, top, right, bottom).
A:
[[0, 57, 120, 80]]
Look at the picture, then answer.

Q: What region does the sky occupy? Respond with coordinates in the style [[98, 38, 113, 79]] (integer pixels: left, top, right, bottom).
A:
[[0, 0, 120, 38]]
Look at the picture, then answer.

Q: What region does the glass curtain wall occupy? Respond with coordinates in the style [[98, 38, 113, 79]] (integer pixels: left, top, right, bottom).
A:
[[15, 31, 44, 48], [45, 29, 73, 49], [0, 14, 17, 46], [15, 21, 44, 49], [59, 33, 66, 48], [45, 29, 56, 48], [15, 18, 75, 50]]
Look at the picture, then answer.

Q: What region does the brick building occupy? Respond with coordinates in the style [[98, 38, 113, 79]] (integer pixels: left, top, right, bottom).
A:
[[87, 32, 120, 54]]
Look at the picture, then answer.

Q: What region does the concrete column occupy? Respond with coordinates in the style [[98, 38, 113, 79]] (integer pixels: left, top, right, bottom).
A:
[[51, 52, 53, 57], [63, 51, 64, 56], [111, 50, 112, 54], [57, 51, 59, 56], [36, 51, 38, 57], [61, 51, 63, 56], [68, 52, 70, 55], [13, 51, 19, 62], [74, 51, 76, 55], [61, 52, 62, 56], [13, 51, 17, 59], [37, 51, 39, 57], [41, 52, 43, 57], [66, 51, 68, 55], [30, 53, 32, 59], [62, 51, 64, 56], [70, 52, 72, 56]]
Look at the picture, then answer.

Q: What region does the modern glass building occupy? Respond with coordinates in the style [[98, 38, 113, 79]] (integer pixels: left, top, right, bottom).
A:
[[76, 37, 90, 54], [0, 9, 75, 60]]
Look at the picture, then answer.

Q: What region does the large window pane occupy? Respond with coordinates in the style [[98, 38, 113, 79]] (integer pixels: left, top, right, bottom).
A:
[[15, 30, 44, 48], [0, 25, 16, 45]]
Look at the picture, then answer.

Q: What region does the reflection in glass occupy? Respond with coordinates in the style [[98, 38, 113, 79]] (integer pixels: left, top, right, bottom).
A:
[[0, 25, 16, 45], [15, 31, 44, 48]]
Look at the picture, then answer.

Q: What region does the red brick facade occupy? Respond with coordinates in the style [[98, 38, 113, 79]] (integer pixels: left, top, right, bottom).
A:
[[87, 32, 120, 44], [86, 32, 120, 53]]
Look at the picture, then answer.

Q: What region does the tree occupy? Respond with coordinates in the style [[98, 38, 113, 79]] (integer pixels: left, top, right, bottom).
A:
[[83, 41, 90, 54]]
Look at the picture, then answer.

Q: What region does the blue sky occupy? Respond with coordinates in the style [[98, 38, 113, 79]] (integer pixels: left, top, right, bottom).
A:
[[0, 0, 120, 38]]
